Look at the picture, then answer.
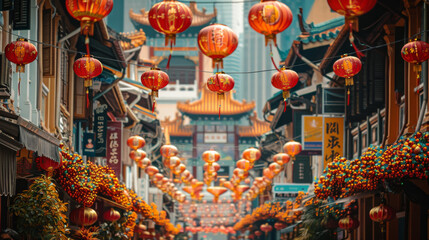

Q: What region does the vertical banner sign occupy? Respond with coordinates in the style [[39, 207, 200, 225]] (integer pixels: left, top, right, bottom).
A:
[[302, 116, 323, 150], [106, 121, 122, 178], [94, 104, 108, 157], [83, 132, 95, 157], [323, 117, 344, 168]]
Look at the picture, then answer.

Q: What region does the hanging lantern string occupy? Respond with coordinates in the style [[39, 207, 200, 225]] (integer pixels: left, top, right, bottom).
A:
[[349, 23, 365, 59], [216, 73, 222, 119], [166, 42, 173, 70], [2, 27, 428, 75], [85, 35, 90, 56], [269, 42, 280, 72]]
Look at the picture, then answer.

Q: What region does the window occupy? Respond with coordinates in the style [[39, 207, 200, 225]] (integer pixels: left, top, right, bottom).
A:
[[41, 83, 49, 127], [361, 131, 368, 150], [42, 9, 55, 76], [216, 125, 226, 132], [60, 49, 69, 108], [353, 135, 358, 157], [204, 126, 215, 132], [372, 126, 378, 144]]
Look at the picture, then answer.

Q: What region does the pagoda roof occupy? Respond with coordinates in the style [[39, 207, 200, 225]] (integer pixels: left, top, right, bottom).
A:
[[177, 84, 255, 117], [129, 3, 217, 37], [161, 113, 193, 137], [238, 112, 271, 138], [119, 29, 146, 50]]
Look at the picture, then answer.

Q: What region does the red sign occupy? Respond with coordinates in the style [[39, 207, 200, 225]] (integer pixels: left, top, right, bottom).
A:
[[106, 121, 122, 177]]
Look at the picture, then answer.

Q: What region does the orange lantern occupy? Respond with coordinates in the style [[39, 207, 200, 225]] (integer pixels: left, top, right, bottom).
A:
[[202, 149, 220, 164], [236, 159, 251, 171], [141, 68, 170, 112], [129, 149, 146, 162], [173, 163, 187, 175], [127, 135, 146, 150], [283, 140, 302, 161], [248, 0, 293, 46], [207, 72, 235, 118], [272, 153, 290, 166], [263, 168, 275, 179], [137, 157, 151, 169], [66, 0, 113, 36], [242, 147, 261, 164], [145, 166, 159, 177], [160, 144, 179, 158], [70, 207, 98, 226], [164, 156, 181, 169], [148, 0, 193, 47], [102, 208, 121, 222], [207, 186, 228, 203], [401, 40, 429, 84], [271, 67, 299, 111], [204, 162, 220, 173], [198, 24, 238, 69], [269, 162, 282, 175]]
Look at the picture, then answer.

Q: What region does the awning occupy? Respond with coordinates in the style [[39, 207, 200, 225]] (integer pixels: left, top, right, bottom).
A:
[[0, 145, 18, 196], [18, 117, 61, 162]]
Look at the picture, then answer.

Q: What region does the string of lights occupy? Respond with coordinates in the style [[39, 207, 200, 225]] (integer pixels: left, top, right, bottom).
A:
[[1, 26, 428, 76]]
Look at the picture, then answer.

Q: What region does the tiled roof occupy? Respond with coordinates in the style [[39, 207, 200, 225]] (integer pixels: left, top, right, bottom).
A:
[[297, 17, 345, 44], [177, 84, 255, 116], [238, 112, 271, 137], [161, 113, 193, 137], [119, 29, 146, 50]]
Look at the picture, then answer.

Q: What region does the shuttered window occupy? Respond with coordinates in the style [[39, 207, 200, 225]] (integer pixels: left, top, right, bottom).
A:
[[42, 9, 55, 76]]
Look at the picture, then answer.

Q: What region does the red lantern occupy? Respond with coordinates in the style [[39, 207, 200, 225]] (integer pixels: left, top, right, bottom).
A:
[[5, 38, 37, 73], [236, 159, 251, 171], [272, 153, 290, 166], [145, 166, 159, 177], [70, 207, 98, 226], [148, 0, 193, 46], [66, 0, 113, 36], [137, 157, 151, 170], [140, 68, 169, 111], [271, 68, 299, 103], [260, 223, 273, 235], [73, 55, 103, 107], [248, 0, 293, 46], [283, 140, 302, 161], [160, 144, 179, 158], [369, 203, 396, 232], [327, 0, 377, 21], [207, 72, 235, 118], [37, 155, 62, 172], [202, 149, 221, 164], [401, 40, 429, 83], [254, 230, 263, 237], [127, 135, 146, 150], [102, 208, 121, 222], [274, 222, 287, 231], [333, 55, 362, 105], [338, 215, 360, 231], [198, 24, 238, 69]]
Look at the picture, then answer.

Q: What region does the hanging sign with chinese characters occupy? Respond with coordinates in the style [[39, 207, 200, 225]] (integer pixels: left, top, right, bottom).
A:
[[106, 121, 122, 177], [323, 117, 344, 168], [94, 104, 108, 157]]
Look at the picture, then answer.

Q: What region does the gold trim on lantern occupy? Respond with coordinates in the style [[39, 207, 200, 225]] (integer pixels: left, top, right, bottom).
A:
[[282, 90, 290, 100]]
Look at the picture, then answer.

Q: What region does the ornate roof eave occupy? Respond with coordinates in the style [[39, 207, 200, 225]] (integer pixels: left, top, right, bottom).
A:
[[177, 86, 255, 117], [129, 3, 217, 27], [238, 112, 271, 138], [160, 113, 193, 137]]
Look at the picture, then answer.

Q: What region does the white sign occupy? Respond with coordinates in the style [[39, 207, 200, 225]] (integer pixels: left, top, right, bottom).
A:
[[204, 133, 227, 143]]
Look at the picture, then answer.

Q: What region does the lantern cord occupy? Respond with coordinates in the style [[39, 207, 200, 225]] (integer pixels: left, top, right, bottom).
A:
[[166, 42, 173, 70], [219, 105, 221, 120], [18, 72, 21, 95], [349, 23, 365, 59], [85, 35, 90, 56], [269, 42, 280, 72], [86, 88, 90, 108], [283, 99, 286, 112]]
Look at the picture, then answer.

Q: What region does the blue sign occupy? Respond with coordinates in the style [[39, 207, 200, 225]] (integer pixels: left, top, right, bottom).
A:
[[273, 184, 310, 193]]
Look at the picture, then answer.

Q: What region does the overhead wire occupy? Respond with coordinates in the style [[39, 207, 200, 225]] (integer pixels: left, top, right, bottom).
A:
[[1, 26, 428, 76]]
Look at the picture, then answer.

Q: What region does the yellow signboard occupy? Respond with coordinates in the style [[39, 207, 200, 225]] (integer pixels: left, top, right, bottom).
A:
[[302, 116, 323, 150], [323, 117, 344, 168]]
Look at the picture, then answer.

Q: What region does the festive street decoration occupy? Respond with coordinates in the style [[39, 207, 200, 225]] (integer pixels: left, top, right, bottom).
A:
[[369, 201, 396, 232], [248, 0, 293, 46], [401, 40, 429, 84], [327, 0, 376, 58], [70, 207, 98, 226], [137, 157, 151, 170], [160, 144, 179, 158], [141, 68, 170, 112], [5, 38, 38, 94], [148, 0, 193, 69], [66, 0, 114, 36], [272, 153, 290, 166], [148, 0, 193, 46], [207, 72, 235, 118], [338, 215, 359, 231], [36, 155, 62, 173], [242, 147, 261, 165], [202, 149, 221, 164], [260, 223, 273, 236], [333, 55, 362, 105], [129, 149, 147, 163], [73, 55, 103, 107], [207, 186, 228, 203], [197, 24, 238, 69], [127, 135, 146, 150], [271, 67, 299, 111], [283, 140, 302, 160], [103, 208, 121, 222]]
